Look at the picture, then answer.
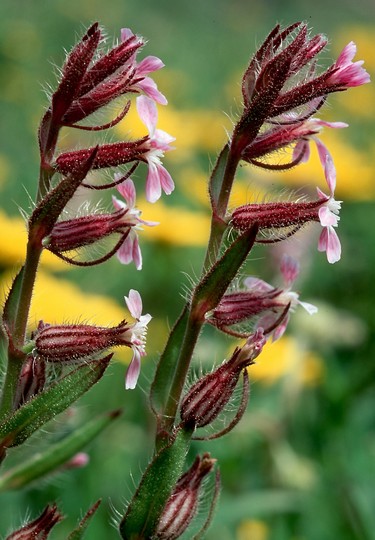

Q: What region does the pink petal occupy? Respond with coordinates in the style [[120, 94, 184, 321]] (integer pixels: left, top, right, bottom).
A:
[[293, 140, 310, 163], [244, 277, 274, 292], [154, 128, 175, 148], [318, 226, 341, 263], [336, 42, 357, 66], [117, 234, 135, 265], [314, 138, 336, 194], [318, 206, 338, 227], [112, 195, 126, 211], [158, 163, 175, 195], [132, 235, 142, 270], [137, 56, 165, 75], [125, 350, 141, 390], [124, 289, 143, 319], [280, 255, 299, 287], [137, 77, 168, 105], [136, 95, 157, 136], [146, 161, 162, 203], [117, 178, 136, 207], [121, 28, 135, 42]]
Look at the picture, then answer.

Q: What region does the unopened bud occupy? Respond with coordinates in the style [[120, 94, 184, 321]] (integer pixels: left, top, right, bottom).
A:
[[156, 453, 216, 539], [34, 320, 132, 362], [63, 452, 90, 470], [180, 330, 265, 429], [14, 355, 46, 409], [231, 199, 323, 234], [6, 504, 63, 539]]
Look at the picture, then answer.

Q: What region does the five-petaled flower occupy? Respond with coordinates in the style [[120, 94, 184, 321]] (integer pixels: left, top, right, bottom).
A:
[[231, 129, 343, 264], [136, 95, 175, 203], [124, 289, 152, 389], [208, 255, 317, 340], [34, 290, 151, 390], [112, 177, 158, 269]]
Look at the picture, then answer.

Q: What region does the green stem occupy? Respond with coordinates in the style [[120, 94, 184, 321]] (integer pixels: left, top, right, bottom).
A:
[[203, 149, 240, 269], [164, 316, 202, 427]]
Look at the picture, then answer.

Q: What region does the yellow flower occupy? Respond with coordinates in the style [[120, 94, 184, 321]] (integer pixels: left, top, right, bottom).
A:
[[0, 211, 66, 270], [138, 198, 210, 246], [237, 519, 269, 540]]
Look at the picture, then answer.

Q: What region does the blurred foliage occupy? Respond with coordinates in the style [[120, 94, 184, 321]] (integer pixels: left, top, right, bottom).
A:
[[0, 0, 374, 538]]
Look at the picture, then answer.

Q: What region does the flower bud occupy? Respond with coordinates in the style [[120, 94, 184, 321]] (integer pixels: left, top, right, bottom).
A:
[[180, 330, 265, 429], [156, 453, 216, 539], [34, 321, 132, 362], [14, 355, 46, 409], [6, 504, 63, 539]]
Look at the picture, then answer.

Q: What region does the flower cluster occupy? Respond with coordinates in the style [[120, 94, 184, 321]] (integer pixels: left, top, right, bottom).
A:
[[21, 24, 176, 390], [228, 23, 369, 263]]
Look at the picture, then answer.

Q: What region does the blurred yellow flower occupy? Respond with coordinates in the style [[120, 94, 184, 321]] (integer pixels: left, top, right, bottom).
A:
[[237, 519, 269, 540], [249, 336, 323, 386], [116, 101, 231, 157], [0, 211, 67, 270], [0, 269, 124, 329], [138, 198, 210, 246]]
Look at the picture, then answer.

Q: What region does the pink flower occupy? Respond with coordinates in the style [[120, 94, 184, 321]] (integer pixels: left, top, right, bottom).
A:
[[34, 290, 151, 390], [209, 256, 317, 340], [292, 118, 348, 165], [327, 41, 371, 89], [137, 95, 175, 203], [121, 28, 167, 105], [314, 140, 342, 263], [112, 177, 158, 269], [124, 289, 152, 390]]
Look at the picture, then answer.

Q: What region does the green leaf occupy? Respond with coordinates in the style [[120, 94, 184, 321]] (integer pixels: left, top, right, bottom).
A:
[[150, 305, 189, 418], [192, 225, 258, 317], [67, 500, 102, 539], [0, 410, 120, 491], [208, 144, 230, 213], [2, 266, 24, 333], [119, 426, 192, 539], [0, 355, 111, 449]]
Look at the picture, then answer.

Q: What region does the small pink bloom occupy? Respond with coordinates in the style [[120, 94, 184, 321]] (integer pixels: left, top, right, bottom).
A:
[[124, 290, 152, 389], [327, 41, 371, 89], [120, 28, 167, 104], [112, 176, 158, 269], [137, 95, 175, 203], [34, 291, 151, 391], [314, 141, 342, 264], [209, 256, 317, 340]]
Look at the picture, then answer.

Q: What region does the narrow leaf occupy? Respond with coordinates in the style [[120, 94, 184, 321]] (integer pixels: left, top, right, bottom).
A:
[[0, 355, 111, 449], [2, 266, 24, 333], [0, 410, 120, 491], [67, 500, 102, 540], [119, 426, 192, 539], [208, 144, 230, 213], [192, 225, 259, 318], [150, 305, 189, 417]]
